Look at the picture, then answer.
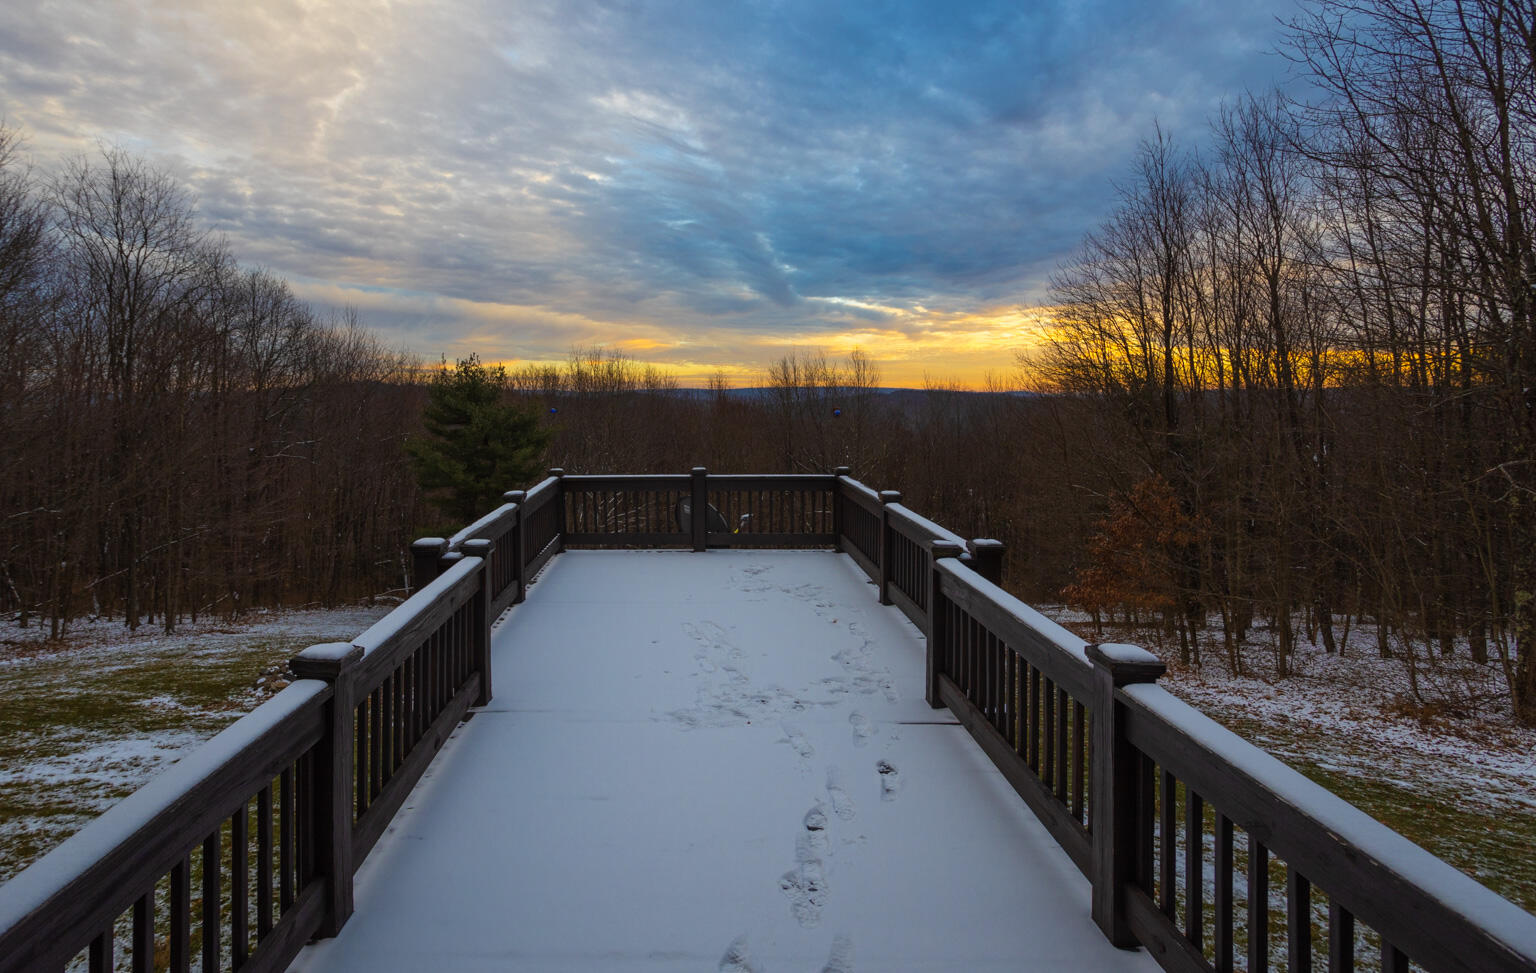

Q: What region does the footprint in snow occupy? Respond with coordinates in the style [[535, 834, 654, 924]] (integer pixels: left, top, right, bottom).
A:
[[801, 802, 830, 859], [779, 858, 828, 927], [849, 711, 874, 747], [719, 934, 761, 973], [781, 720, 815, 759], [825, 767, 856, 821], [822, 934, 855, 973], [876, 759, 902, 801]]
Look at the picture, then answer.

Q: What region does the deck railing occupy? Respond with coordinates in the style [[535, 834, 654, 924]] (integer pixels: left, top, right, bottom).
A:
[[2, 468, 1534, 972]]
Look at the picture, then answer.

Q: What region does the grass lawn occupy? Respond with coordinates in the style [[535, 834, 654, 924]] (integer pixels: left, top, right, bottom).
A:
[[0, 607, 389, 885]]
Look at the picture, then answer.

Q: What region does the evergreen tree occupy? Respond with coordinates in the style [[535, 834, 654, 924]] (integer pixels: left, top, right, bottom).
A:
[[407, 354, 550, 527]]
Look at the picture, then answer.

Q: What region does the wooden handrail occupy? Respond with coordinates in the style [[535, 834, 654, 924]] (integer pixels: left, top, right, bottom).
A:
[[0, 684, 332, 972]]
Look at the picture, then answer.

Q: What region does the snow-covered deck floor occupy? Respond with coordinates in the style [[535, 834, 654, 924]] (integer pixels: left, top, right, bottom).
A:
[[291, 551, 1158, 972]]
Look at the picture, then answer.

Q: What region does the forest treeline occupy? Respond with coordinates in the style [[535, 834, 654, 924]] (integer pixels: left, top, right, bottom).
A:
[[1029, 0, 1536, 720], [0, 134, 424, 635]]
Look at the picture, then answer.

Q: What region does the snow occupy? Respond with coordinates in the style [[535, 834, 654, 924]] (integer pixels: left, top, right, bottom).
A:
[[352, 557, 480, 657], [839, 478, 879, 504], [1090, 642, 1160, 666], [885, 503, 967, 549], [0, 605, 391, 885], [0, 681, 329, 931], [937, 560, 1094, 671], [1040, 606, 1536, 818], [291, 551, 1157, 972], [1125, 684, 1536, 963], [294, 641, 360, 665], [447, 503, 516, 550]]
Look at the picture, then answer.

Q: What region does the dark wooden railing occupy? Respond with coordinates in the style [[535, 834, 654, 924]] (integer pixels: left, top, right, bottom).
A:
[[3, 467, 1534, 972]]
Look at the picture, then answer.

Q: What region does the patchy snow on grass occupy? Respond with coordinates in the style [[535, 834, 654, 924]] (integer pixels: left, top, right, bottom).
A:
[[1042, 605, 1536, 911], [0, 605, 390, 885]]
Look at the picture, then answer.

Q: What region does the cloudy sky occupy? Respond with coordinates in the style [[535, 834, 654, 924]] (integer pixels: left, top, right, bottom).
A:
[[2, 0, 1299, 385]]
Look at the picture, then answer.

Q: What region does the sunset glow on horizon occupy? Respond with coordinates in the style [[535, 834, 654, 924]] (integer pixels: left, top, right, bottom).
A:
[[1, 0, 1293, 380]]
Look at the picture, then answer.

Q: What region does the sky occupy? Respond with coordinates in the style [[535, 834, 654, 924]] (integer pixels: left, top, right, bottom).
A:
[[0, 0, 1299, 387]]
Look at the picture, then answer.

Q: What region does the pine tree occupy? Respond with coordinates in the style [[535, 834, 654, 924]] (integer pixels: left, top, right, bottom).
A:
[[407, 355, 550, 527]]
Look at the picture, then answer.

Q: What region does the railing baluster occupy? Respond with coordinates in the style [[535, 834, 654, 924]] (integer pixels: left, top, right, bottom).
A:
[[132, 889, 154, 973], [1288, 867, 1313, 973], [1073, 701, 1087, 822], [1055, 685, 1068, 800], [202, 830, 220, 973], [1159, 769, 1176, 915], [1185, 789, 1203, 949], [370, 685, 384, 800], [354, 696, 368, 816], [171, 854, 191, 973], [1027, 665, 1040, 772], [88, 927, 112, 973], [257, 782, 273, 938], [1249, 838, 1269, 973], [1043, 678, 1057, 789], [232, 803, 249, 969], [1215, 812, 1234, 972], [1137, 753, 1156, 889], [279, 768, 294, 912], [1380, 941, 1409, 973], [1329, 900, 1355, 973]]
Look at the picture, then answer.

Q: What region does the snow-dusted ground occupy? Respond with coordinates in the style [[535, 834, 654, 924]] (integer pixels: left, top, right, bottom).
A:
[[1042, 608, 1536, 816], [0, 606, 391, 885], [1041, 607, 1536, 910], [292, 552, 1157, 972]]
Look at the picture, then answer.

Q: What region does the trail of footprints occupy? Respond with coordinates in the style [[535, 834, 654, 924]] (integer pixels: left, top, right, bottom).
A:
[[778, 759, 901, 935]]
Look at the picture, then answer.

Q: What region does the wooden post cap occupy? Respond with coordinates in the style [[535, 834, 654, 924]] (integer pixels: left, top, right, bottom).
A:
[[691, 466, 707, 475], [879, 490, 902, 504], [502, 490, 526, 503], [461, 538, 493, 560], [969, 538, 1005, 554], [834, 466, 851, 476], [548, 468, 565, 477], [1086, 643, 1166, 685], [931, 539, 964, 558], [291, 642, 362, 680], [411, 537, 447, 553]]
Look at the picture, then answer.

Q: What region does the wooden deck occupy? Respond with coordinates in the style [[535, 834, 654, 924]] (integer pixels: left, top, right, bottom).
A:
[[289, 550, 1158, 972]]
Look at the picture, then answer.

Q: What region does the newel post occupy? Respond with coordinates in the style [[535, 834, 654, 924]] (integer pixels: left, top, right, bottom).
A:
[[548, 469, 566, 553], [968, 538, 1006, 587], [925, 540, 964, 708], [832, 466, 851, 550], [503, 490, 527, 604], [410, 537, 447, 593], [290, 641, 363, 938], [460, 539, 495, 706], [691, 467, 708, 552], [877, 490, 901, 605], [1087, 642, 1166, 948]]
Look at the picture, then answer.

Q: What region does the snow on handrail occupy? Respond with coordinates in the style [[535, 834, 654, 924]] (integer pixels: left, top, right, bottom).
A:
[[354, 555, 481, 658], [886, 502, 967, 549], [447, 503, 516, 550]]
